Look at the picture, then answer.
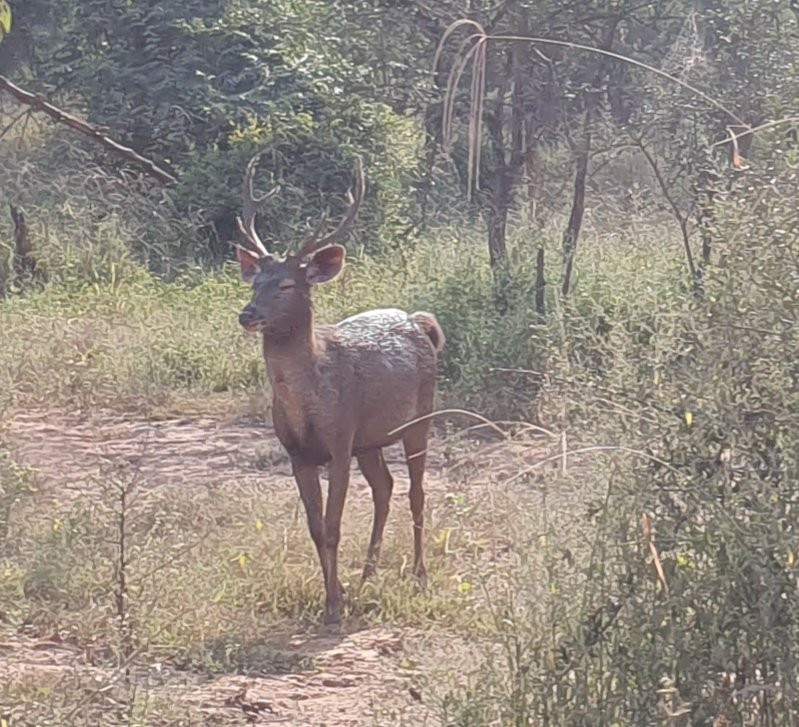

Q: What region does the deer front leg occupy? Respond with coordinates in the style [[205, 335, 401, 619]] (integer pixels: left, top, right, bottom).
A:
[[322, 454, 352, 626], [292, 459, 328, 582]]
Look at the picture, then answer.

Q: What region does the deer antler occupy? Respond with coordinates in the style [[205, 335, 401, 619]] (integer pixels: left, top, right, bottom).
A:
[[235, 152, 278, 258], [296, 158, 365, 258]]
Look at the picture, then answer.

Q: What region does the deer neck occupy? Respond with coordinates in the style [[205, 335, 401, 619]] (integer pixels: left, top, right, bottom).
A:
[[261, 310, 320, 426]]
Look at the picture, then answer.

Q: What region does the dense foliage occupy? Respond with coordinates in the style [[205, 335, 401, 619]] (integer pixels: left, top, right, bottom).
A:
[[2, 0, 794, 271]]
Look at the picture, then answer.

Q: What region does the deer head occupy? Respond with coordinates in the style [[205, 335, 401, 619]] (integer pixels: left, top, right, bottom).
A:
[[235, 154, 365, 337]]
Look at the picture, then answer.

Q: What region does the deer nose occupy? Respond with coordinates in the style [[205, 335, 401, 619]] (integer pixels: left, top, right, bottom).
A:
[[239, 306, 256, 328]]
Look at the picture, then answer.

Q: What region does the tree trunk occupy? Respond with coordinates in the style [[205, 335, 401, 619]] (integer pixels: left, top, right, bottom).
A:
[[560, 18, 619, 299], [561, 125, 591, 298], [483, 200, 508, 268], [694, 163, 719, 269], [479, 34, 528, 271], [10, 203, 36, 279], [535, 246, 546, 320]]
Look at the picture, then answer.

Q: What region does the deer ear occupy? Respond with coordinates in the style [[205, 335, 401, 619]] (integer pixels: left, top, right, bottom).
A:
[[236, 245, 261, 283], [306, 245, 345, 285]]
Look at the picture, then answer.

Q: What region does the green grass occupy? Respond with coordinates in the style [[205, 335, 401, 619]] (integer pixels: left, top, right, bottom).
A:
[[0, 269, 263, 415], [0, 428, 581, 724], [0, 220, 685, 420], [0, 464, 538, 653]]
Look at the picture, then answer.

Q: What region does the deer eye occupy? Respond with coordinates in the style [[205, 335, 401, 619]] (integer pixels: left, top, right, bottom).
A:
[[278, 279, 296, 290]]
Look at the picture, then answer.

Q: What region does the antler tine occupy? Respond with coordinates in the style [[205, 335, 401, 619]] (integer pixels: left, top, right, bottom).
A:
[[235, 215, 262, 251], [239, 152, 276, 257], [245, 154, 280, 212], [296, 158, 365, 258], [300, 210, 330, 251]]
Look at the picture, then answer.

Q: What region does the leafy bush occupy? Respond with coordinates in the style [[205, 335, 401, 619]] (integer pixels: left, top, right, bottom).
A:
[[439, 156, 799, 724]]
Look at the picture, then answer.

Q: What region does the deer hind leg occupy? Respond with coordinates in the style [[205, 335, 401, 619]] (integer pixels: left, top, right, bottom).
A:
[[356, 449, 394, 581], [403, 423, 430, 581]]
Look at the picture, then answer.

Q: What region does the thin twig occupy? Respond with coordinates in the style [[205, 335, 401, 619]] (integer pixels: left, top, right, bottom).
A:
[[634, 137, 698, 285], [642, 512, 670, 596], [502, 445, 683, 487], [710, 116, 798, 148], [0, 106, 29, 140], [387, 407, 513, 439]]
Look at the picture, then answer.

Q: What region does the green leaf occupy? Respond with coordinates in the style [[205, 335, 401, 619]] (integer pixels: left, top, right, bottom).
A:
[[0, 0, 11, 36]]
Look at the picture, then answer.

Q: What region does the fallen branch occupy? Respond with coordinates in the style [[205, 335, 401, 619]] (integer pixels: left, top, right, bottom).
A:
[[0, 75, 177, 185]]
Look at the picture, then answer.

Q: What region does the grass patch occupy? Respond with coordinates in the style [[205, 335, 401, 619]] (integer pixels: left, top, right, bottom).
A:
[[0, 438, 554, 659], [0, 221, 683, 420], [0, 431, 581, 723]]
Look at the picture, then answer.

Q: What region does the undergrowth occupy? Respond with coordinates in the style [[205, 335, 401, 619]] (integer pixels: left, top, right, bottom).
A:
[[0, 429, 555, 724], [0, 212, 682, 422]]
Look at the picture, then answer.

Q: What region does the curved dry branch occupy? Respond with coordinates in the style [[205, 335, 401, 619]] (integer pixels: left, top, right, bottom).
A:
[[436, 21, 489, 200], [491, 33, 746, 126], [436, 20, 751, 202]]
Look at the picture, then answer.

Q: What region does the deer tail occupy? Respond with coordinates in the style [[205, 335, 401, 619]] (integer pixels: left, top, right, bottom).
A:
[[411, 312, 446, 353]]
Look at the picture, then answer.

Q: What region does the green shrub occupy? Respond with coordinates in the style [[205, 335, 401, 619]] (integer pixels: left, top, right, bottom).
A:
[[438, 157, 799, 725]]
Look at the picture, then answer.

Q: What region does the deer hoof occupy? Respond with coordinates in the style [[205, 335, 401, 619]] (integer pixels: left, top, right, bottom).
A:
[[323, 601, 342, 628], [322, 616, 342, 634]]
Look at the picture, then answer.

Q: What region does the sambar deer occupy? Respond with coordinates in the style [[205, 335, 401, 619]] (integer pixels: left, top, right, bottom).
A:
[[234, 154, 445, 626]]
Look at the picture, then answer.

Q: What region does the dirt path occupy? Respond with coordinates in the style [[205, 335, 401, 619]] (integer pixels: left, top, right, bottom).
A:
[[4, 409, 293, 494], [182, 628, 433, 725], [1, 409, 463, 725], [3, 408, 449, 495], [1, 628, 434, 725]]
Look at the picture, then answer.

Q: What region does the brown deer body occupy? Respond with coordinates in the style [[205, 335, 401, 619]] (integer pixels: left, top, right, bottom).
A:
[[235, 156, 444, 625]]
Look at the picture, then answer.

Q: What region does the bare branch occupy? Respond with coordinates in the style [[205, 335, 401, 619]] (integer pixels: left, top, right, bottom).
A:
[[0, 75, 177, 185], [633, 136, 698, 287]]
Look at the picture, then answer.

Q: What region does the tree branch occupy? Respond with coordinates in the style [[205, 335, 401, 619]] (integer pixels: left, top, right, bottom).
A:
[[634, 137, 698, 287], [0, 75, 178, 185]]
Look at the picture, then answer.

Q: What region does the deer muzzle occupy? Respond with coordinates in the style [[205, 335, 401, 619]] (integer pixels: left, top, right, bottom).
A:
[[238, 306, 264, 333]]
